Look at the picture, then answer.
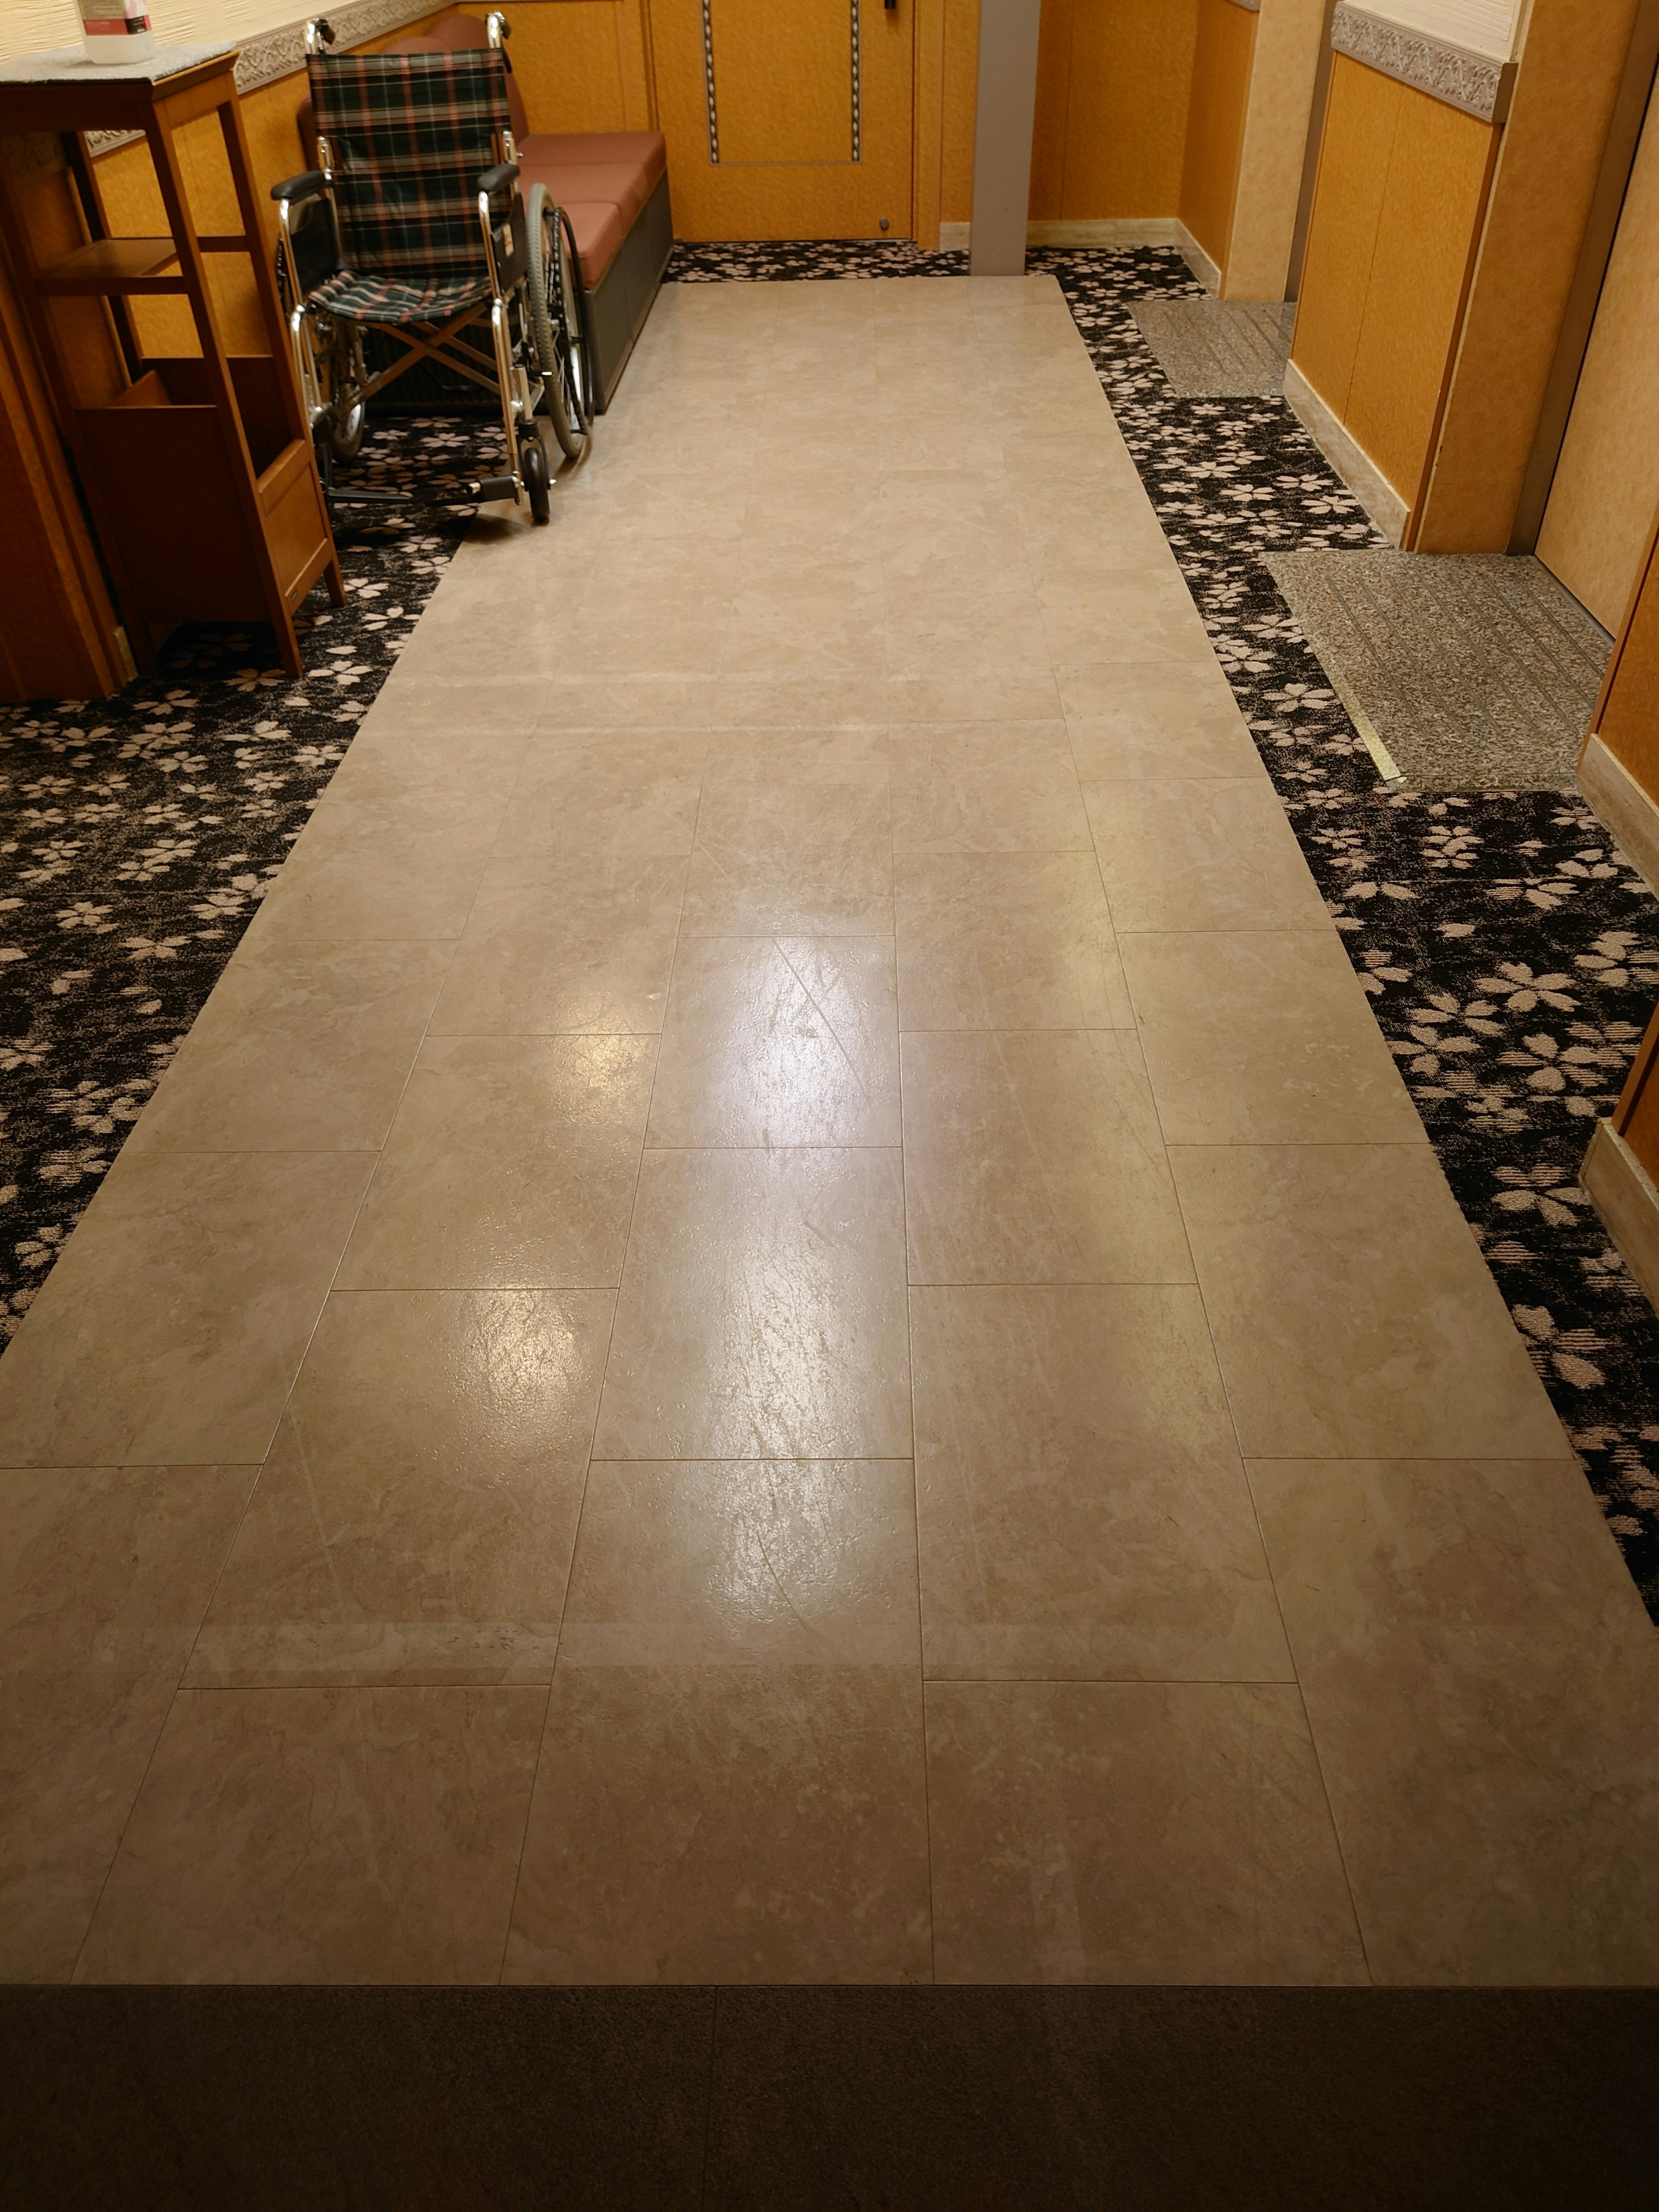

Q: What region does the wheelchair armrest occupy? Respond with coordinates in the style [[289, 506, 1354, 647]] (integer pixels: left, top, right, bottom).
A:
[[272, 169, 328, 204], [476, 161, 520, 200]]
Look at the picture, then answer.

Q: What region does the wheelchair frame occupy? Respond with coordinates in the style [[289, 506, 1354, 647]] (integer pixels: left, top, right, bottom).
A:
[[270, 13, 589, 522]]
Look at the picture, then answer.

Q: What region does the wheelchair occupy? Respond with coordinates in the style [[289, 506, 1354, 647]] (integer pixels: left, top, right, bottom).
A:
[[270, 12, 590, 524]]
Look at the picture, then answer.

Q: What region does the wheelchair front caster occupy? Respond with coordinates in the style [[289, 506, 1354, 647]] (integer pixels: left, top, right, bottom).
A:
[[521, 432, 551, 525]]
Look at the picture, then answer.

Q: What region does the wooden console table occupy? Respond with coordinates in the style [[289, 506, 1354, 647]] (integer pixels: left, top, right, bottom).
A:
[[0, 46, 343, 678]]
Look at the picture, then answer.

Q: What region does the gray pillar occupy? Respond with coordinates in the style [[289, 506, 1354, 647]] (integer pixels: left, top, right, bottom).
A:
[[969, 0, 1043, 276]]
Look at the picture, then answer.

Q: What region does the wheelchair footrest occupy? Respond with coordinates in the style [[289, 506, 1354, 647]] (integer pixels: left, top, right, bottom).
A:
[[469, 473, 518, 501], [325, 486, 409, 505]]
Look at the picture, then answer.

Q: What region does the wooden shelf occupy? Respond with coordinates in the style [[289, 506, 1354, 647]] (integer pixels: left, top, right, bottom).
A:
[[0, 52, 342, 677], [38, 237, 182, 296]]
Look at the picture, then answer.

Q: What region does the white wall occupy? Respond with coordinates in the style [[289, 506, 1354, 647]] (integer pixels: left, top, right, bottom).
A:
[[1352, 0, 1524, 60]]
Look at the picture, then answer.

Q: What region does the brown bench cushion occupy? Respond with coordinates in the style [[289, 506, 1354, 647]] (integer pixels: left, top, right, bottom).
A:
[[515, 131, 668, 189], [556, 198, 628, 286]]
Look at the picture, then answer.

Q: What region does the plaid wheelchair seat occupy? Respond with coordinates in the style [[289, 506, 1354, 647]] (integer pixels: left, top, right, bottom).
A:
[[305, 47, 513, 327]]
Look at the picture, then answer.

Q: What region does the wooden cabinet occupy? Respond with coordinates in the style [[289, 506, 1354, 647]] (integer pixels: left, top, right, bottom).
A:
[[0, 46, 342, 677]]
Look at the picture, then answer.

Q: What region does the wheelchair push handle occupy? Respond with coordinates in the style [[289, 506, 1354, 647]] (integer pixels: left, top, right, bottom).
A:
[[304, 17, 336, 52]]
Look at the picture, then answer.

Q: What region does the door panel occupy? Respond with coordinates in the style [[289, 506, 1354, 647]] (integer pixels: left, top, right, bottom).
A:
[[1538, 86, 1659, 633], [649, 0, 914, 239]]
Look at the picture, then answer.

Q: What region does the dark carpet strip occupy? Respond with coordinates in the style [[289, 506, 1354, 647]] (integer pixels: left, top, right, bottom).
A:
[[3, 1983, 1656, 2209]]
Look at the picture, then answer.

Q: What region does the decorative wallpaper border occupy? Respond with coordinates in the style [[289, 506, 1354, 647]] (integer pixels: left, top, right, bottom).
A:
[[1332, 2, 1515, 124], [85, 0, 435, 156]]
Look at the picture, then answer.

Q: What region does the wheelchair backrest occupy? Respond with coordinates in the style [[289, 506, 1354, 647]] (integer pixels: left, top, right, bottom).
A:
[[385, 11, 532, 141], [306, 48, 513, 280]]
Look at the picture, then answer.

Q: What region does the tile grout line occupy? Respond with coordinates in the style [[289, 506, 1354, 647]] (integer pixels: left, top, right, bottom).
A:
[[87, 683, 548, 1980], [1113, 950, 1379, 1983], [490, 632, 720, 1982], [890, 718, 939, 1987], [164, 700, 534, 1687], [68, 693, 515, 1976], [1059, 631, 1379, 1986]]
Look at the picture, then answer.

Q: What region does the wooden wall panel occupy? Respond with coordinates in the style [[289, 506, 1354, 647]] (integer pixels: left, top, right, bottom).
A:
[[1612, 999, 1659, 1185], [1344, 88, 1494, 515], [941, 0, 979, 222], [1290, 54, 1398, 421], [458, 0, 648, 131], [1058, 0, 1200, 218], [912, 0, 947, 246], [1224, 0, 1327, 301], [1416, 0, 1638, 556], [647, 0, 913, 238], [1594, 518, 1659, 801], [1028, 0, 1074, 222], [1179, 0, 1255, 270], [1536, 72, 1659, 629]]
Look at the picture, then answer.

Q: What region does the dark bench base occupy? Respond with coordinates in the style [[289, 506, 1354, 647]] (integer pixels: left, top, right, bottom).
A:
[[584, 169, 673, 413]]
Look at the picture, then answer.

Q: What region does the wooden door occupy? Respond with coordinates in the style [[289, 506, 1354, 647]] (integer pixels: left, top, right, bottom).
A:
[[647, 0, 914, 239], [1537, 82, 1659, 632]]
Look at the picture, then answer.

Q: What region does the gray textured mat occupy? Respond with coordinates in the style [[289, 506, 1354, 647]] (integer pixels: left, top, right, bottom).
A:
[[1131, 297, 1297, 395], [1262, 550, 1612, 791]]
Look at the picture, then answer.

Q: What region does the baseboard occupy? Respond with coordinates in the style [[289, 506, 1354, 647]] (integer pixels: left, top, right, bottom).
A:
[[1174, 227, 1222, 295], [1282, 361, 1410, 546], [1578, 732, 1659, 895], [940, 217, 1220, 292], [1582, 1121, 1659, 1311]]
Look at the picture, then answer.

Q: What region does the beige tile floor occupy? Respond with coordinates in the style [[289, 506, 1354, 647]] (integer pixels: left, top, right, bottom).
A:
[[4, 275, 1659, 1988]]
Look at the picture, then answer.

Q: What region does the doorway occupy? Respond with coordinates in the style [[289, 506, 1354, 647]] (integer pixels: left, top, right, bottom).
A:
[[647, 0, 915, 239]]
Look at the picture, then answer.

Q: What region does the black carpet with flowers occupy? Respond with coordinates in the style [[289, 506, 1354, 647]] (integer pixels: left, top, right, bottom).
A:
[[0, 422, 488, 1339], [3, 242, 1658, 1621]]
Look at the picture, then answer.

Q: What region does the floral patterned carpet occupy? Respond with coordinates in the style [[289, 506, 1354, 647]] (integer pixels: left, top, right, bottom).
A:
[[0, 423, 484, 1340], [3, 241, 1657, 1621]]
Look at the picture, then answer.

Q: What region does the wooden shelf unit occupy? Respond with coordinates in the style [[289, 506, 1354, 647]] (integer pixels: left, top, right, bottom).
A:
[[0, 51, 342, 678]]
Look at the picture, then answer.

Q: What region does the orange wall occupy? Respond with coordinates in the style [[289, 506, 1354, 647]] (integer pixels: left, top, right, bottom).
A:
[[463, 0, 653, 132], [1030, 0, 1201, 222], [1420, 0, 1642, 556], [1595, 518, 1659, 810], [1291, 54, 1496, 522], [1179, 0, 1255, 271], [941, 0, 980, 223]]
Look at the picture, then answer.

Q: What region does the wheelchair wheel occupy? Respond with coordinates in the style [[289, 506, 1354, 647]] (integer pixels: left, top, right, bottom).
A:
[[520, 429, 551, 524], [525, 183, 592, 463], [324, 395, 367, 463], [320, 321, 367, 462]]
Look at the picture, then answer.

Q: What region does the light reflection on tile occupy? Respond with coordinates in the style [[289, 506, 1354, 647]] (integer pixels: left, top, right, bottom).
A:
[[188, 1290, 613, 1687], [10, 268, 1642, 1998], [593, 1148, 911, 1460], [648, 936, 899, 1148], [560, 1460, 919, 1666], [340, 1034, 655, 1291]]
